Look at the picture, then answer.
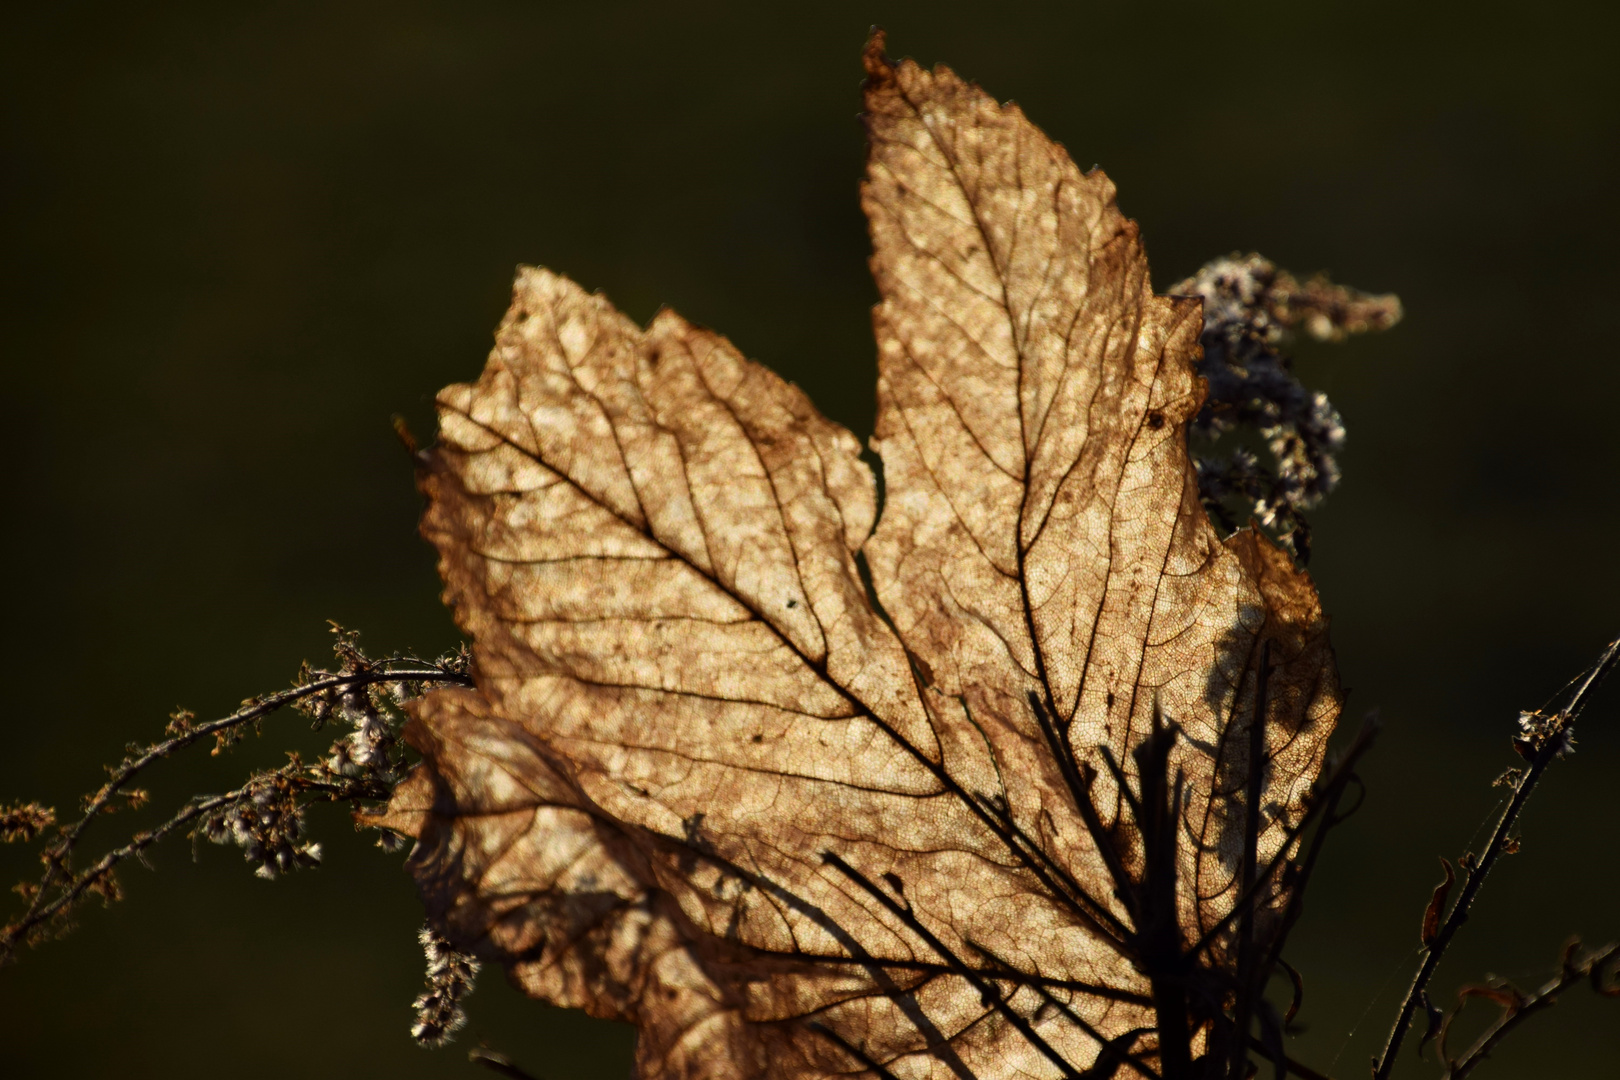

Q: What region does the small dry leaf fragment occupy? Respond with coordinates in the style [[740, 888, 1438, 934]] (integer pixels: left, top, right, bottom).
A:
[[382, 33, 1341, 1080], [1415, 990, 1443, 1060], [1595, 949, 1620, 997], [1421, 857, 1455, 947], [1436, 982, 1528, 1065], [1455, 984, 1524, 1013]]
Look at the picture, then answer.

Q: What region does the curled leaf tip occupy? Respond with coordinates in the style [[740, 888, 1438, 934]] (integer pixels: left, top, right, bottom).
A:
[[1421, 857, 1455, 948]]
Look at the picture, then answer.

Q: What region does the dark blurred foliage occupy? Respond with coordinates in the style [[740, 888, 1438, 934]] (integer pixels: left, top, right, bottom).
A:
[[2, 2, 1617, 1077]]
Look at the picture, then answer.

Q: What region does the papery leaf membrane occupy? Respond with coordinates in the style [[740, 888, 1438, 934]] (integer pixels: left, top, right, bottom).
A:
[[381, 35, 1339, 1080]]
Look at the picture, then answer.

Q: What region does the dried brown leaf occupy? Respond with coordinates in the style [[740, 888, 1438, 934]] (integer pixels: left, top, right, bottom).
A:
[[1421, 857, 1454, 947], [381, 34, 1340, 1080]]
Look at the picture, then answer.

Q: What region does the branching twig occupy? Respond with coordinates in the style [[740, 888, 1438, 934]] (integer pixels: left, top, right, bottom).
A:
[[469, 1045, 546, 1080], [1371, 636, 1620, 1078], [1441, 939, 1619, 1078], [1226, 642, 1272, 1080], [1191, 714, 1378, 962], [1, 633, 472, 964], [1196, 711, 1375, 1079], [1248, 1036, 1337, 1080], [4, 774, 367, 957]]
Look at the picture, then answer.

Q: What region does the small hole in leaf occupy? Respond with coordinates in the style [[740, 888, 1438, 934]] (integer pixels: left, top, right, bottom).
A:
[[1146, 411, 1165, 430]]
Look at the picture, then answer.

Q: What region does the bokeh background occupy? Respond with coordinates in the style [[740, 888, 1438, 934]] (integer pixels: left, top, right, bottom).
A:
[[3, 2, 1617, 1077]]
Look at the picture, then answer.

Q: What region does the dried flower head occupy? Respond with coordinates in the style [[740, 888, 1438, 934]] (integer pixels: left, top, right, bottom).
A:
[[199, 770, 324, 880], [1513, 708, 1576, 759], [1175, 253, 1401, 559], [410, 925, 481, 1047], [0, 803, 56, 845]]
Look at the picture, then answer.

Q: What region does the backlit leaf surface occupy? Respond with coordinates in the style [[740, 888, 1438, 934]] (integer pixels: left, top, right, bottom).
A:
[[381, 36, 1339, 1080]]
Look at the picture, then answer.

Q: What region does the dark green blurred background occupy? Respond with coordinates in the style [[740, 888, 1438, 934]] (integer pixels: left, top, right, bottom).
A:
[[3, 2, 1617, 1077]]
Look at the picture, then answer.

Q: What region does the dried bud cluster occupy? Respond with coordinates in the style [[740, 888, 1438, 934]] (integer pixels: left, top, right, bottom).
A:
[[187, 635, 434, 878], [410, 925, 481, 1047], [198, 770, 324, 880], [305, 681, 403, 776], [1, 627, 471, 967], [1175, 253, 1401, 559], [294, 632, 469, 791], [1512, 708, 1576, 760], [0, 802, 56, 845]]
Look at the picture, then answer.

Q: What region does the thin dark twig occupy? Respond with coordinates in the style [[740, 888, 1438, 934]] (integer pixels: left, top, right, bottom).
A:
[[1, 654, 471, 961], [2, 772, 360, 957], [1371, 636, 1620, 1078], [1445, 941, 1619, 1079], [1191, 717, 1377, 960], [1246, 1037, 1337, 1080], [1226, 642, 1271, 1079], [76, 662, 460, 853], [468, 1045, 547, 1080], [1027, 690, 1143, 932], [1136, 699, 1192, 1080], [963, 938, 1162, 1080], [807, 1021, 906, 1080], [969, 780, 1136, 946], [737, 947, 1155, 1005], [1256, 721, 1378, 984], [9, 788, 242, 949], [821, 851, 1086, 1080]]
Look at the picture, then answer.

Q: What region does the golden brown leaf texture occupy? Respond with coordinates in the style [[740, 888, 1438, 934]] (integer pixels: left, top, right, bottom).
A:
[[381, 35, 1339, 1080]]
